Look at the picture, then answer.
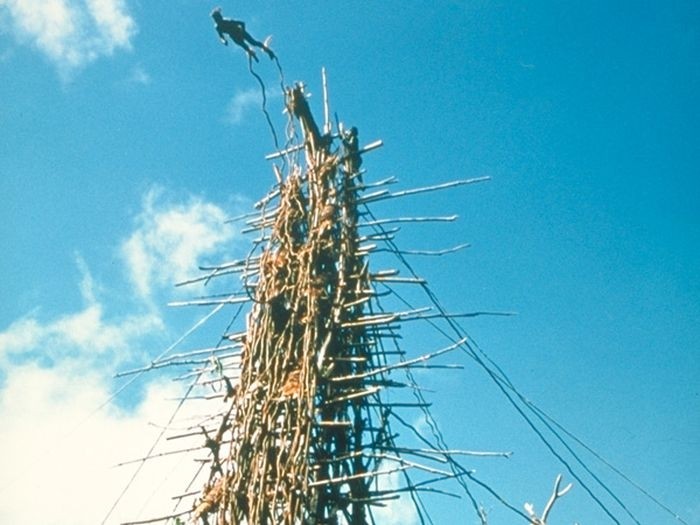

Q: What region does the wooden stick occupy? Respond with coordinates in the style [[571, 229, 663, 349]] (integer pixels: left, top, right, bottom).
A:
[[254, 187, 281, 208], [169, 489, 201, 500], [360, 177, 490, 204], [323, 386, 382, 404], [375, 243, 471, 256], [358, 230, 399, 242], [541, 474, 573, 523], [264, 143, 305, 160], [114, 444, 206, 467], [356, 189, 390, 203], [244, 213, 277, 227], [316, 420, 353, 427], [198, 256, 261, 270], [167, 296, 251, 307], [348, 494, 400, 504], [401, 310, 517, 321], [308, 465, 411, 488], [370, 269, 399, 278], [392, 446, 512, 459], [358, 139, 383, 155], [361, 215, 458, 227], [330, 337, 466, 382], [166, 428, 219, 440], [224, 210, 260, 223], [166, 393, 226, 401], [273, 163, 283, 184], [152, 344, 240, 365], [368, 453, 457, 477], [371, 276, 426, 284], [322, 67, 331, 135], [354, 176, 398, 189], [340, 313, 397, 328], [356, 242, 378, 254]]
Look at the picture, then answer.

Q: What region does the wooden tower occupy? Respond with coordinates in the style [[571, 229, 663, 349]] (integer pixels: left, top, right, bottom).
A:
[[117, 76, 494, 525], [190, 81, 463, 524]]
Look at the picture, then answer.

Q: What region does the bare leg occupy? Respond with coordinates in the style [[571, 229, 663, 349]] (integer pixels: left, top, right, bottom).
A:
[[245, 34, 275, 59], [233, 36, 258, 62]]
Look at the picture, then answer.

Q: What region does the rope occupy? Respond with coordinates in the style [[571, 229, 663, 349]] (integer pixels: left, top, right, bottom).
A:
[[247, 56, 280, 151], [101, 300, 244, 523], [371, 297, 515, 524], [362, 205, 627, 523]]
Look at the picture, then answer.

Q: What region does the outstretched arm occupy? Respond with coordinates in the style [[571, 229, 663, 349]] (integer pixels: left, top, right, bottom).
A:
[[216, 27, 228, 45]]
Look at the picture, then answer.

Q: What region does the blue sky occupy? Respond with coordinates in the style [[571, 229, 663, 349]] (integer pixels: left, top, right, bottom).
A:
[[0, 1, 698, 524]]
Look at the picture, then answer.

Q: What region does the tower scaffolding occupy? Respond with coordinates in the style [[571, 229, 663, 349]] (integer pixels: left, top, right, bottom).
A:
[[186, 81, 481, 524], [113, 64, 607, 525]]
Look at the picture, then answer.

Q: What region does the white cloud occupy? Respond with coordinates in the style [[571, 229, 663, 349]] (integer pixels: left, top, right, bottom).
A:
[[76, 252, 98, 303], [0, 316, 42, 358], [226, 87, 262, 124], [370, 465, 421, 525], [86, 0, 133, 50], [0, 187, 243, 523], [0, 362, 200, 524], [225, 87, 282, 125], [0, 358, 422, 525], [127, 63, 150, 85], [0, 0, 136, 73], [121, 187, 237, 299], [1, 186, 239, 365], [0, 299, 162, 366], [0, 257, 162, 366]]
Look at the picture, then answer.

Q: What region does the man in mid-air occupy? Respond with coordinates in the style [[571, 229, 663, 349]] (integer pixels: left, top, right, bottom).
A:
[[211, 7, 275, 62]]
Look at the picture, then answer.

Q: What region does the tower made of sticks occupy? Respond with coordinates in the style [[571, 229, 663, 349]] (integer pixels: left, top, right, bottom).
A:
[[117, 74, 494, 525], [197, 82, 384, 523], [164, 73, 490, 524], [191, 81, 432, 524]]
